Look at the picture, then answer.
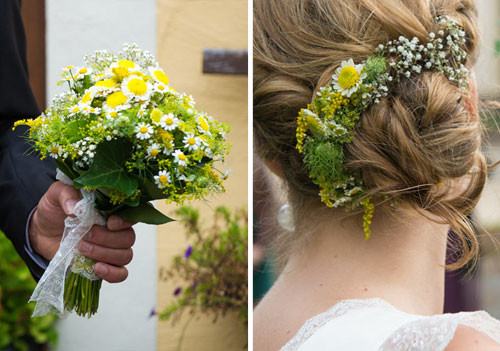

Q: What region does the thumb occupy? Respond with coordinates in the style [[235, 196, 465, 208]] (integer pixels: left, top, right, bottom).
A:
[[46, 181, 82, 216]]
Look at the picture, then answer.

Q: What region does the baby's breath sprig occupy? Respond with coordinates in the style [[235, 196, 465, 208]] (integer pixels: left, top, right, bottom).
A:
[[295, 16, 470, 238]]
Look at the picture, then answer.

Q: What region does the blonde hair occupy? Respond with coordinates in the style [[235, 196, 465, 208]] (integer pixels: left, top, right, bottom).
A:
[[254, 0, 487, 269]]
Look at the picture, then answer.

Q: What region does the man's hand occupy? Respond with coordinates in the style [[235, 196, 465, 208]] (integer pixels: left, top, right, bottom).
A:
[[29, 181, 136, 283]]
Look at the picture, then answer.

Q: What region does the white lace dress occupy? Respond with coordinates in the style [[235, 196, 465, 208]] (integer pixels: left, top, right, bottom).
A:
[[281, 298, 500, 351]]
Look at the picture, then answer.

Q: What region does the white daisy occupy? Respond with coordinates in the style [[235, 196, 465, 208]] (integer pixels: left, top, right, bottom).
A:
[[149, 108, 164, 126], [183, 133, 201, 151], [135, 123, 153, 140], [153, 83, 168, 94], [122, 75, 152, 101], [148, 67, 169, 86], [154, 170, 171, 189], [103, 91, 131, 112], [48, 144, 62, 159], [197, 116, 211, 134], [332, 59, 367, 97], [147, 143, 161, 159], [160, 113, 179, 131], [172, 149, 188, 166], [76, 66, 93, 77], [178, 173, 195, 182]]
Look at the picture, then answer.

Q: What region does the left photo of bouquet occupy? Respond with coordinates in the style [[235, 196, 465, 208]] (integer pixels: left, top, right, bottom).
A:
[[0, 0, 247, 350]]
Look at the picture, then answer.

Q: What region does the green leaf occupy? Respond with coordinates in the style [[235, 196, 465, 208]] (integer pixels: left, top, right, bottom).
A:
[[55, 158, 79, 180], [141, 178, 167, 201], [74, 138, 138, 195], [115, 202, 174, 225]]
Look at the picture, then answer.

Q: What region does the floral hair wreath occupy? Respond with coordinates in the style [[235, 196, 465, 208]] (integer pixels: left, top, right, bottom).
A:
[[295, 16, 469, 240]]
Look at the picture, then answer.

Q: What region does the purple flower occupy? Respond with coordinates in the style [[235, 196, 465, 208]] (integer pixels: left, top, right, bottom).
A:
[[173, 286, 182, 296], [148, 307, 157, 319], [184, 245, 193, 259]]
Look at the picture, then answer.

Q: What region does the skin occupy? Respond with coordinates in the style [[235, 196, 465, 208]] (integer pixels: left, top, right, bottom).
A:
[[28, 181, 136, 283]]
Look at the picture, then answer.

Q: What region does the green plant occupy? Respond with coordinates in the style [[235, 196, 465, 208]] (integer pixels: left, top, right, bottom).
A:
[[0, 232, 57, 350], [159, 205, 248, 328]]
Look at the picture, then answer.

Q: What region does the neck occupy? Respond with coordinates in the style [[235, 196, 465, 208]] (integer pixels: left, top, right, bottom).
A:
[[280, 205, 449, 316]]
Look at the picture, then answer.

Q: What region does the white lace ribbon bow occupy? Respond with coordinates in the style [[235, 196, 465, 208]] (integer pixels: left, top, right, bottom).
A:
[[29, 169, 106, 317]]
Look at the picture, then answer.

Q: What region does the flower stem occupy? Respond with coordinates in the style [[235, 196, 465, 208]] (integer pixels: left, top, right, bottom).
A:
[[64, 271, 102, 318]]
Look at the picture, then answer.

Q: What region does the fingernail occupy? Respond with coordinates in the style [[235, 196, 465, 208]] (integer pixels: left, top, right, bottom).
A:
[[79, 241, 92, 254], [64, 200, 77, 215], [94, 263, 108, 276]]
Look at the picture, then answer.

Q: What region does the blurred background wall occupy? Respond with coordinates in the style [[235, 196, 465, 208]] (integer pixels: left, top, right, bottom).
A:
[[155, 0, 248, 350]]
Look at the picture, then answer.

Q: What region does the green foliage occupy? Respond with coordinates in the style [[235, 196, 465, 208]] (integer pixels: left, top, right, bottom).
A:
[[63, 138, 173, 224], [159, 206, 248, 326], [0, 232, 57, 350], [75, 138, 138, 196], [303, 139, 344, 182], [364, 56, 387, 83], [115, 202, 174, 225]]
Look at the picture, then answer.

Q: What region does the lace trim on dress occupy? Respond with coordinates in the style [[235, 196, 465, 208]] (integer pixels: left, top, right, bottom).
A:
[[281, 298, 395, 351], [281, 298, 500, 351], [379, 311, 500, 351]]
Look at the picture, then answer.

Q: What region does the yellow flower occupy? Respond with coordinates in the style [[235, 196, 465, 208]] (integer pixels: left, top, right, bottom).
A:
[[150, 108, 163, 124], [81, 91, 92, 104], [198, 116, 209, 133], [106, 91, 128, 108], [126, 78, 147, 95], [117, 60, 135, 69], [122, 76, 151, 99], [95, 80, 117, 88], [112, 66, 130, 80], [150, 68, 169, 85]]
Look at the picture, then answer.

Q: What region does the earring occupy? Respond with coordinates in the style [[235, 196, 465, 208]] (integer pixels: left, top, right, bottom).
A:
[[278, 204, 295, 232]]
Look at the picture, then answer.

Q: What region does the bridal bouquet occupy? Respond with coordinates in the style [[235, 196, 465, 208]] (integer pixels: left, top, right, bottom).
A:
[[14, 43, 230, 318]]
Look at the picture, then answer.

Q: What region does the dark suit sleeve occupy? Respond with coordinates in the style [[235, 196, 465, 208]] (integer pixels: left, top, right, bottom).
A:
[[0, 0, 56, 280]]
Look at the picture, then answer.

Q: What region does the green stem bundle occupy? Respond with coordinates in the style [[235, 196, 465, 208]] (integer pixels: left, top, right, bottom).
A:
[[63, 271, 102, 318]]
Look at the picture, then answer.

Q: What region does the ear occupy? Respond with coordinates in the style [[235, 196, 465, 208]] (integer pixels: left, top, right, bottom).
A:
[[465, 70, 478, 121], [264, 159, 283, 178]]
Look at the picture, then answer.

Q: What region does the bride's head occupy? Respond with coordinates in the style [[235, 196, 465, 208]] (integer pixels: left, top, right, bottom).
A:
[[254, 0, 486, 268]]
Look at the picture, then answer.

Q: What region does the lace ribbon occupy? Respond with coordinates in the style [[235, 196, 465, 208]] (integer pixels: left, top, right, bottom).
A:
[[29, 169, 106, 317]]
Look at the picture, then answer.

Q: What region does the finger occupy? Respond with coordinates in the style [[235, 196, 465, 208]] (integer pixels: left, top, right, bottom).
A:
[[85, 226, 136, 249], [106, 215, 136, 231], [78, 241, 133, 266], [94, 262, 128, 283], [41, 181, 81, 217], [49, 181, 81, 216]]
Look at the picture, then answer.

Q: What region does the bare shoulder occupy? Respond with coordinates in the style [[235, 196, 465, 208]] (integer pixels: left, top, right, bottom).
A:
[[253, 294, 289, 351], [446, 325, 500, 351], [253, 287, 309, 351]]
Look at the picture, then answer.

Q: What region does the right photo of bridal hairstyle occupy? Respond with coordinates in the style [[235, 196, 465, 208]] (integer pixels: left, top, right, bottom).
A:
[[254, 0, 485, 268], [253, 0, 500, 349]]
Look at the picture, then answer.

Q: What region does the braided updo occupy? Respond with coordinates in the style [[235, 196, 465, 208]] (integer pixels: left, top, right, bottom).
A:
[[254, 0, 487, 268]]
